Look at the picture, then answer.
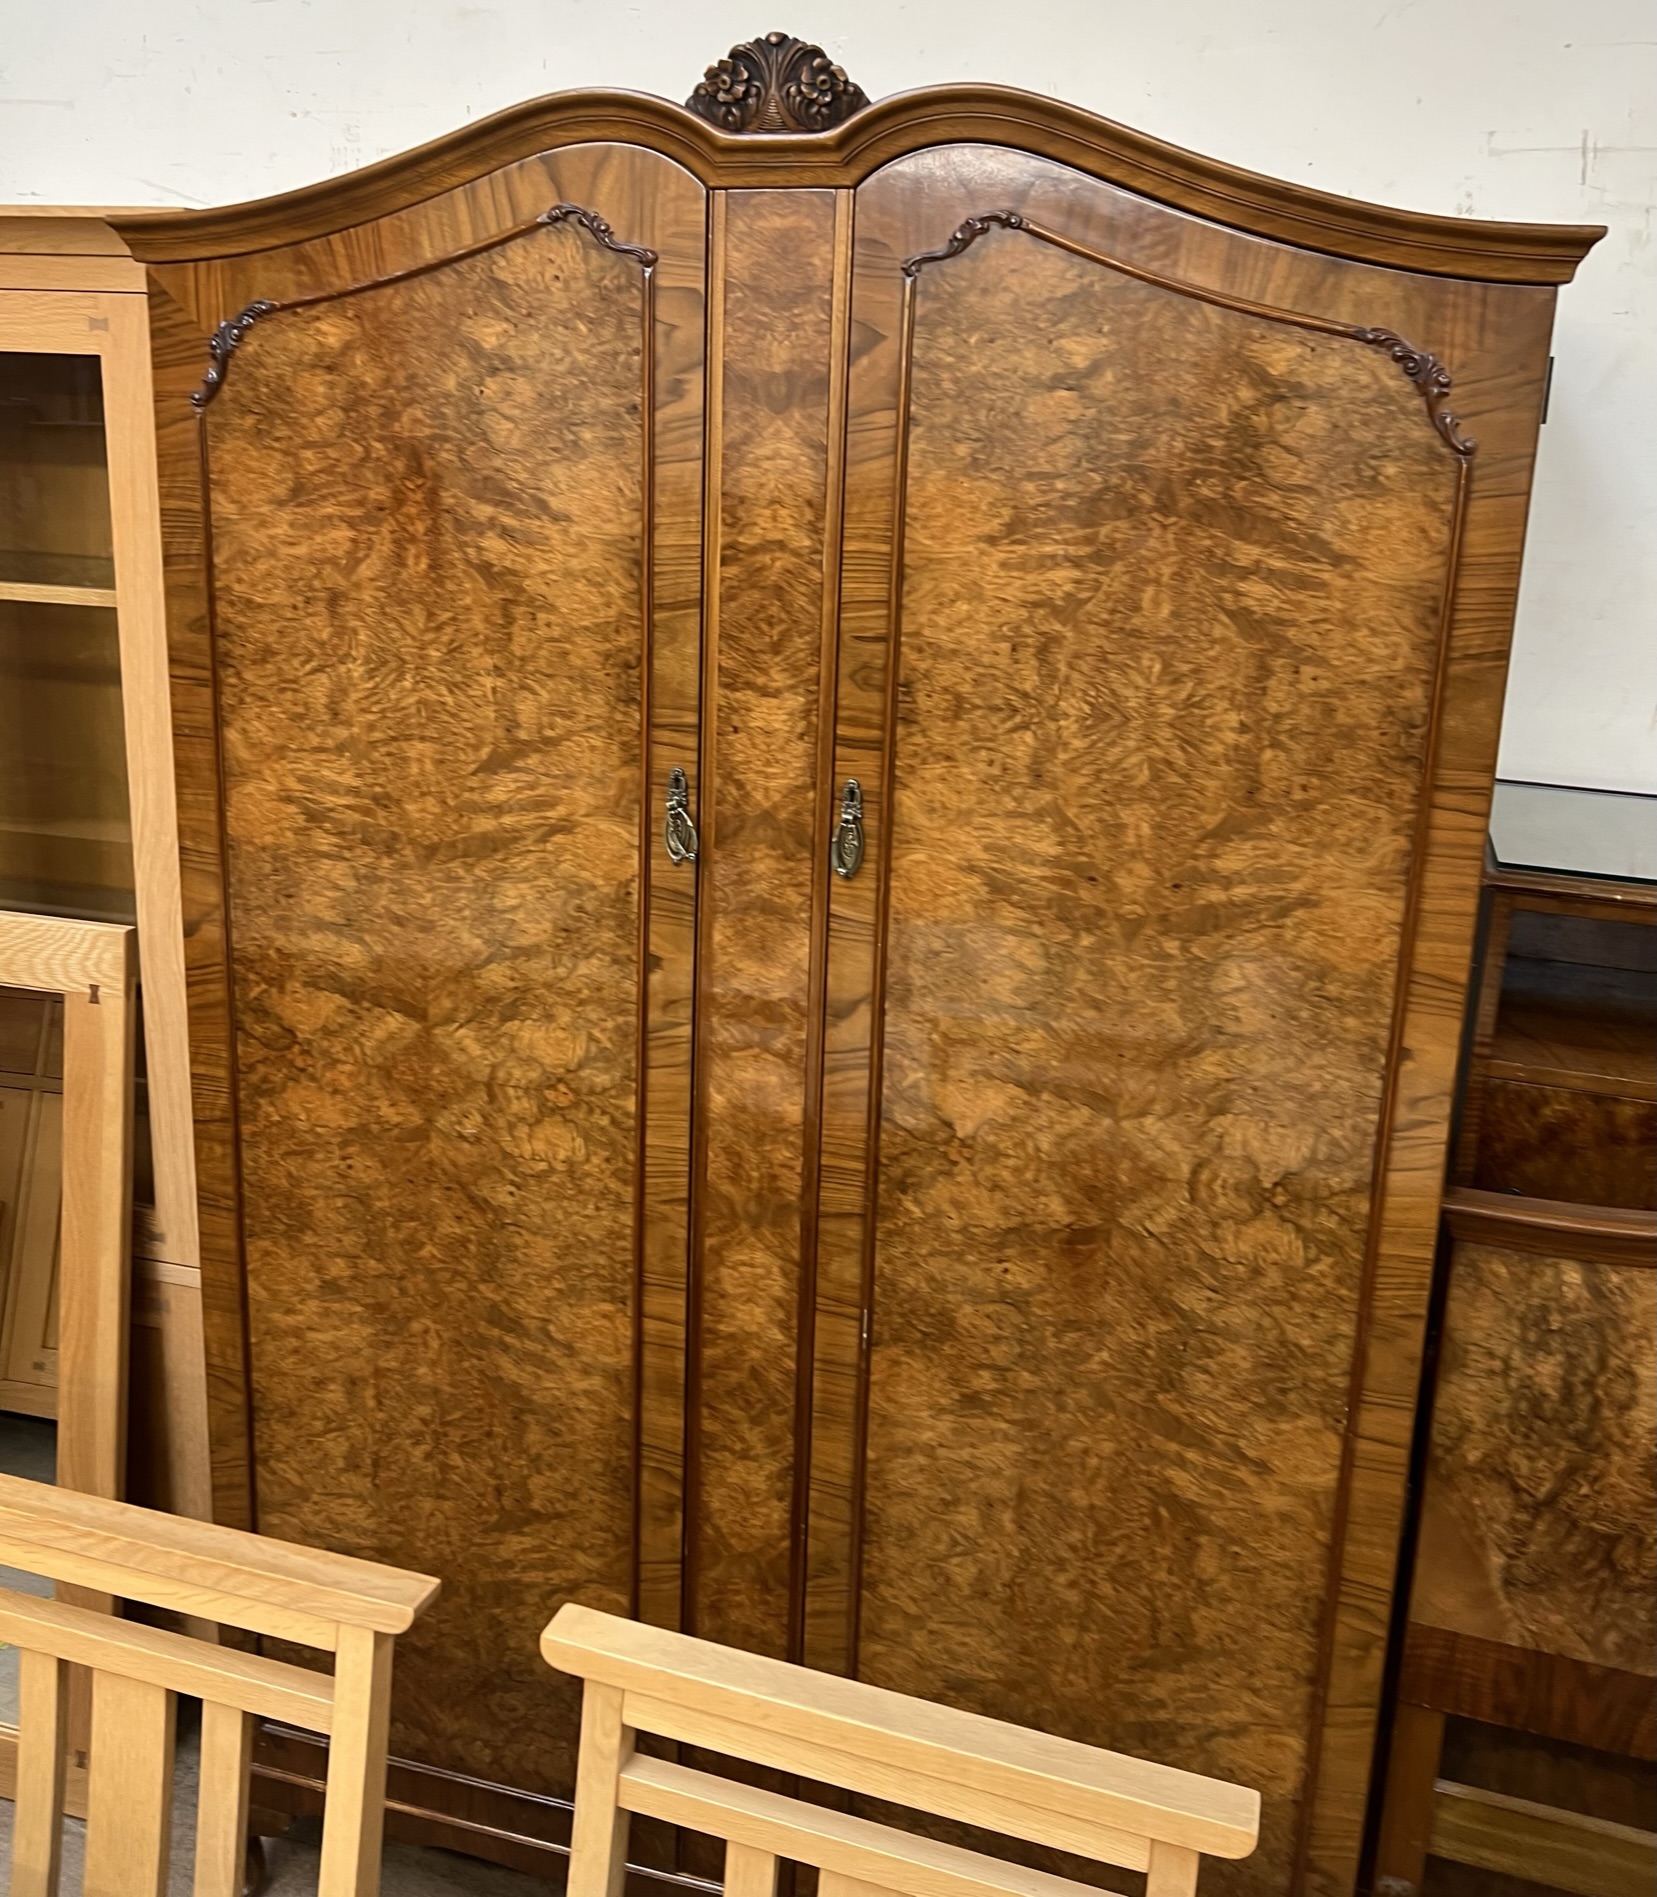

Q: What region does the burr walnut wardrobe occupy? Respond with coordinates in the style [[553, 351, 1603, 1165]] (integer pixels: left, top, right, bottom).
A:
[[113, 35, 1602, 1897]]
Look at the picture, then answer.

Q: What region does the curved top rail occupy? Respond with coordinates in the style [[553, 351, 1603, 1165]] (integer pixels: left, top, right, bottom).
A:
[[113, 82, 1603, 284]]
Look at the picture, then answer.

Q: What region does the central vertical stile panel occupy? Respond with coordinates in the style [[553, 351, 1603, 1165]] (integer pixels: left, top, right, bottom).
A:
[[686, 187, 852, 1656], [186, 146, 706, 1801]]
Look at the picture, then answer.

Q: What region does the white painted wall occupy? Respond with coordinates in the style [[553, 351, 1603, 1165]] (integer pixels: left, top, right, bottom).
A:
[[4, 0, 1652, 792]]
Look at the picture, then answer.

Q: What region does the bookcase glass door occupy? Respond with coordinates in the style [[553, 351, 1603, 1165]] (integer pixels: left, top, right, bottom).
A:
[[0, 351, 133, 924], [0, 349, 140, 1431]]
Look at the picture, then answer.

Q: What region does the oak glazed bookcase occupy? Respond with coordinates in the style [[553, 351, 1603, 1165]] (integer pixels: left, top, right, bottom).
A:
[[111, 37, 1603, 1896]]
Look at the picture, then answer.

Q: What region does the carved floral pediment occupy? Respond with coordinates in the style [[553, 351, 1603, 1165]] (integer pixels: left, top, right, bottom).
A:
[[686, 32, 869, 133]]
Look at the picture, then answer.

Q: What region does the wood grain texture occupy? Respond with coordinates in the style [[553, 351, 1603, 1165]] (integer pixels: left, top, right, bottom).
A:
[[11, 1647, 70, 1897], [0, 1023, 63, 1421], [542, 1602, 1261, 1859], [1470, 1080, 1657, 1209], [804, 144, 1559, 1897], [1439, 1189, 1656, 1268], [1456, 882, 1656, 1207], [1428, 1780, 1657, 1897], [1488, 992, 1655, 1101], [1372, 1701, 1446, 1896], [1455, 882, 1654, 1205], [566, 1682, 634, 1897], [127, 1255, 215, 1526], [146, 141, 706, 1836], [84, 1670, 175, 1897], [723, 1841, 780, 1897], [57, 966, 136, 1506], [1436, 1718, 1657, 1834], [686, 188, 842, 1655], [144, 140, 707, 1794], [0, 1725, 89, 1822], [867, 200, 1452, 1897], [317, 1625, 396, 1897], [194, 1699, 256, 1897], [203, 217, 645, 1795], [0, 908, 132, 995], [0, 1470, 437, 1897], [0, 1467, 438, 1643], [0, 254, 145, 292], [1399, 1626, 1657, 1760], [0, 215, 136, 256], [621, 1752, 1199, 1897], [100, 288, 202, 1280], [632, 157, 709, 1641], [1411, 1239, 1657, 1676], [141, 272, 255, 1532], [0, 1582, 336, 1727], [133, 92, 1585, 1895], [1483, 868, 1657, 916], [109, 86, 1603, 284], [0, 914, 135, 1542], [0, 592, 132, 920], [0, 276, 198, 1313]]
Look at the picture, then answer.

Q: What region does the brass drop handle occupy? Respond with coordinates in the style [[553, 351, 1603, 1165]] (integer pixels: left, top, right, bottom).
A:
[[664, 766, 699, 865], [830, 779, 864, 880]]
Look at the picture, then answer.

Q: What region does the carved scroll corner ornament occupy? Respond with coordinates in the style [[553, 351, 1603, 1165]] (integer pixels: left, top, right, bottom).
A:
[[902, 211, 1030, 278], [538, 202, 659, 270], [1353, 328, 1477, 457], [192, 300, 279, 410], [190, 200, 656, 411], [686, 32, 870, 133]]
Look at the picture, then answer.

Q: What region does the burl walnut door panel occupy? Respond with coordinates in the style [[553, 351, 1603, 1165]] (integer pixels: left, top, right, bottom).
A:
[[1412, 1232, 1656, 1676], [173, 146, 705, 1796], [805, 147, 1493, 1897]]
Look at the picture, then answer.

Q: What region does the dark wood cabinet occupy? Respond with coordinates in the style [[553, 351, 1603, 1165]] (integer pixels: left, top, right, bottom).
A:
[[1373, 787, 1656, 1897], [1457, 839, 1655, 1212], [115, 41, 1602, 1897]]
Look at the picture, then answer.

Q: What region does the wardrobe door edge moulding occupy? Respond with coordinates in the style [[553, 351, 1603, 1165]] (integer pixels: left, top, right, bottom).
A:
[[111, 44, 1602, 1896]]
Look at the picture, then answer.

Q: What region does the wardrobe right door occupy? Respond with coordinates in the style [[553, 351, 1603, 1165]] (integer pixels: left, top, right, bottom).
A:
[[801, 146, 1519, 1897]]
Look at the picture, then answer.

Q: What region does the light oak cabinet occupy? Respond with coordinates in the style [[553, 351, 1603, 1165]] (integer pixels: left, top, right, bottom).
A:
[[0, 313, 131, 1430], [116, 40, 1603, 1896], [0, 987, 63, 1416], [0, 220, 205, 1511]]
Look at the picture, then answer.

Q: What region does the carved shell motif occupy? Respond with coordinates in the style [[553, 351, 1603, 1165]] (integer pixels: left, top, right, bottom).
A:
[[686, 31, 870, 133]]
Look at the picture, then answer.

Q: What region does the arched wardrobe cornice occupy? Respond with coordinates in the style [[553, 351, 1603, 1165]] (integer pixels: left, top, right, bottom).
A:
[[114, 77, 1603, 283]]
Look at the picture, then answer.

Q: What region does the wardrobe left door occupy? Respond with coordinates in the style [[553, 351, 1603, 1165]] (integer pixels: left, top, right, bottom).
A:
[[146, 145, 706, 1802]]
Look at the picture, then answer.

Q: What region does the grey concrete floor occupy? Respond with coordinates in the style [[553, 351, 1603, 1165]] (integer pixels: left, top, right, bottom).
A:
[[0, 1412, 557, 1895]]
